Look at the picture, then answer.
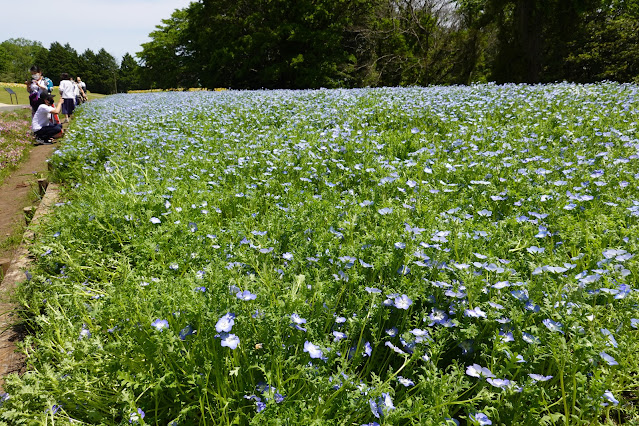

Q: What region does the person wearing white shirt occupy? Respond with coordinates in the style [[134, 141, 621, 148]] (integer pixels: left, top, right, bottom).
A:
[[76, 77, 87, 103], [32, 94, 64, 143], [59, 72, 76, 123]]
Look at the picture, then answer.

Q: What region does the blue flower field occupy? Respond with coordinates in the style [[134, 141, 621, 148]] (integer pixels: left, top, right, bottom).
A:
[[1, 83, 639, 425]]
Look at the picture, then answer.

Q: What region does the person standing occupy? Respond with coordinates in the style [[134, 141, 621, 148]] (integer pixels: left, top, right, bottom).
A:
[[76, 77, 87, 103], [26, 66, 49, 115], [32, 94, 64, 143], [58, 73, 76, 123]]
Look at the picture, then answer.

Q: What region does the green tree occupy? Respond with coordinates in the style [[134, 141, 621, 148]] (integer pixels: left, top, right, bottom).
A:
[[92, 49, 119, 94], [189, 0, 372, 89], [350, 0, 467, 87], [565, 0, 639, 82], [0, 38, 46, 83], [36, 42, 80, 84], [0, 45, 8, 78], [78, 49, 99, 94], [118, 53, 142, 92], [138, 8, 197, 89]]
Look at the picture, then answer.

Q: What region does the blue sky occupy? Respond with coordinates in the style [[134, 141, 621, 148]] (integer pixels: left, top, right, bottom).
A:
[[1, 0, 194, 62]]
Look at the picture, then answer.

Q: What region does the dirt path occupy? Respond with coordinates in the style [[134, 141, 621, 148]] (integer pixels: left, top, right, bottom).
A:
[[0, 142, 57, 390], [0, 144, 56, 268]]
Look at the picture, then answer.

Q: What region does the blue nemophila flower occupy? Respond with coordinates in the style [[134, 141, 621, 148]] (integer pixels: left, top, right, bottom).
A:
[[151, 319, 169, 331], [385, 327, 399, 337], [397, 376, 415, 387], [47, 404, 61, 414], [510, 289, 528, 301], [522, 332, 540, 344], [505, 350, 525, 363], [394, 242, 406, 249], [179, 325, 195, 340], [428, 309, 455, 327], [378, 207, 393, 215], [527, 246, 545, 254], [366, 287, 382, 294], [411, 328, 429, 343], [303, 341, 323, 359], [237, 290, 257, 301], [535, 226, 551, 238], [359, 259, 373, 268], [466, 363, 495, 379], [215, 313, 235, 333], [369, 393, 395, 419], [397, 265, 410, 275], [188, 222, 198, 232], [601, 328, 618, 348], [150, 217, 161, 224], [363, 341, 372, 357], [282, 252, 293, 260], [79, 324, 91, 339], [529, 374, 553, 382], [542, 318, 564, 334], [487, 378, 512, 389], [194, 286, 206, 293], [464, 307, 487, 318], [600, 351, 618, 366], [477, 209, 492, 217], [631, 319, 639, 329], [525, 301, 541, 312], [333, 331, 347, 341], [369, 399, 381, 419], [291, 313, 307, 326], [469, 412, 492, 425], [220, 333, 240, 349], [394, 294, 412, 309], [129, 408, 145, 424], [385, 341, 406, 355], [602, 390, 619, 405], [499, 331, 514, 342]]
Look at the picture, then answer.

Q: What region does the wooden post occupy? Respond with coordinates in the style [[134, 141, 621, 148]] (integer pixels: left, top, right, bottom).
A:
[[37, 178, 48, 196]]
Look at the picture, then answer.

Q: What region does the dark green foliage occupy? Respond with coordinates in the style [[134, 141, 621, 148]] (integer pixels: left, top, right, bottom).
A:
[[35, 42, 80, 83], [0, 38, 47, 83], [118, 53, 143, 92], [3, 0, 639, 90]]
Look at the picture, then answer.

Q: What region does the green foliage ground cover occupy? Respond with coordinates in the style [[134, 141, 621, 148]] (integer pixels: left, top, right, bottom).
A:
[[1, 83, 639, 425]]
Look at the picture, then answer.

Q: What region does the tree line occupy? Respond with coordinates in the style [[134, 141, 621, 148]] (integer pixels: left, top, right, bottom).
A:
[[138, 0, 639, 89], [2, 0, 638, 93], [0, 39, 140, 94]]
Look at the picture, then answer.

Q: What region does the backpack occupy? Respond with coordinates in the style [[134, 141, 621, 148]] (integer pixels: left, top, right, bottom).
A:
[[29, 91, 39, 104], [43, 77, 54, 93]]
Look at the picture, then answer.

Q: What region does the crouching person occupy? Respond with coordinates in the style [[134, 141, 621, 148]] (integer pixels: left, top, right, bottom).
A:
[[32, 94, 64, 143]]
